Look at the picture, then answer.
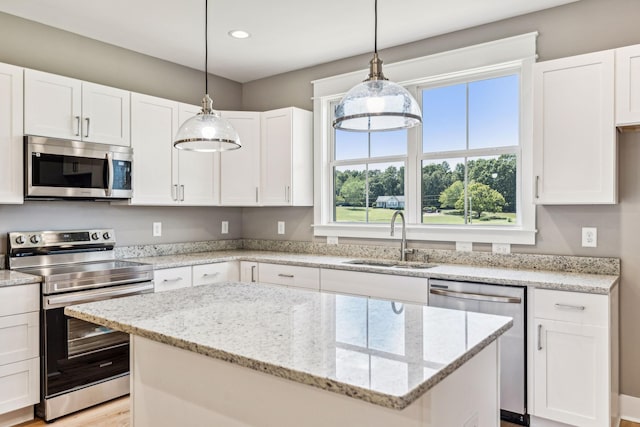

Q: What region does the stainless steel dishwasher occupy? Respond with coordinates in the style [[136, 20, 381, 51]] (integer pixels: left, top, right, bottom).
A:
[[428, 278, 528, 426]]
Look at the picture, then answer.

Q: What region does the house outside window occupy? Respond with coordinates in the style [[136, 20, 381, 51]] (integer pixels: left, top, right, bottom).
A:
[[312, 33, 537, 245]]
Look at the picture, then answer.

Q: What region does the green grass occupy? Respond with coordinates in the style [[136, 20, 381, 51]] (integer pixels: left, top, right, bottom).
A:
[[335, 207, 516, 225]]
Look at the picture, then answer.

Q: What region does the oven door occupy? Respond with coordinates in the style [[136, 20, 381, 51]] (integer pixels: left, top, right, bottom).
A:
[[25, 136, 132, 199], [42, 282, 153, 398]]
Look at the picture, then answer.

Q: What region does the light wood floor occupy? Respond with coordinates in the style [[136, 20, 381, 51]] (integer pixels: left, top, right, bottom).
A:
[[13, 399, 640, 427]]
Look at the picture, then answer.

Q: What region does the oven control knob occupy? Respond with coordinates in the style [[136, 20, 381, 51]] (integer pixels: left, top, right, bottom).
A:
[[103, 232, 111, 240], [91, 232, 100, 240], [15, 235, 25, 245], [30, 235, 41, 244]]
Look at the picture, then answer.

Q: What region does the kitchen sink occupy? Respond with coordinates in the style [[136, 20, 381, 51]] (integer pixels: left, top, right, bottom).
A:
[[343, 259, 437, 269]]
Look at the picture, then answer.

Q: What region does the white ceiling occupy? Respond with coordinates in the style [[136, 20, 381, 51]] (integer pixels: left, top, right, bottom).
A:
[[0, 0, 578, 83]]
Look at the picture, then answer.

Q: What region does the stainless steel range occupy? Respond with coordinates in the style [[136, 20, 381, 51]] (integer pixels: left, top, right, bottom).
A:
[[7, 229, 153, 422]]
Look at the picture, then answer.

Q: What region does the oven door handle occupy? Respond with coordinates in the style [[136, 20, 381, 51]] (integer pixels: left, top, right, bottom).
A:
[[45, 282, 154, 309], [429, 288, 522, 304]]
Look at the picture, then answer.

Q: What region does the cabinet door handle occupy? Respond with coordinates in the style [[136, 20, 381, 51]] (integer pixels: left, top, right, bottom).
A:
[[278, 273, 294, 278], [537, 324, 543, 350], [535, 176, 540, 199], [287, 186, 291, 203], [85, 117, 90, 138], [172, 185, 178, 201], [255, 187, 259, 203], [180, 185, 185, 201], [251, 265, 256, 282], [554, 303, 586, 311], [162, 277, 183, 283], [74, 116, 81, 136], [202, 272, 220, 277]]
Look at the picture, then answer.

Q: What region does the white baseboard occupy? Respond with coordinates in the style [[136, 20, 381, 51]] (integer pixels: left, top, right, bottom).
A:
[[621, 394, 640, 423]]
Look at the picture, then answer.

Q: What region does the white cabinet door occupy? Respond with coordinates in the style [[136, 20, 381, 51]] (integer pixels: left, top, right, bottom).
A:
[[176, 104, 219, 205], [239, 261, 258, 283], [193, 262, 239, 286], [615, 44, 640, 126], [261, 108, 292, 205], [154, 267, 192, 292], [0, 312, 39, 366], [533, 50, 616, 204], [258, 263, 320, 290], [533, 319, 607, 427], [220, 111, 261, 206], [0, 63, 23, 204], [81, 82, 130, 146], [130, 93, 178, 205], [0, 358, 39, 415], [24, 69, 82, 140]]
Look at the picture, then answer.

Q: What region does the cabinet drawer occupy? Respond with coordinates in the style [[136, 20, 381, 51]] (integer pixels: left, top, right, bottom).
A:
[[193, 262, 239, 286], [258, 263, 320, 290], [0, 312, 38, 366], [321, 269, 428, 304], [0, 284, 39, 317], [154, 267, 192, 293], [0, 357, 39, 415], [534, 289, 608, 326]]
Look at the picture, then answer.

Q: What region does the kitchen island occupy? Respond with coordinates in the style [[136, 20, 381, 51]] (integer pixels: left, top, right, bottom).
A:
[[66, 282, 511, 427]]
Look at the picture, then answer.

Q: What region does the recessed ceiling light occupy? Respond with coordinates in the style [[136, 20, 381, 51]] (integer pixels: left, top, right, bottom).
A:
[[228, 30, 250, 39]]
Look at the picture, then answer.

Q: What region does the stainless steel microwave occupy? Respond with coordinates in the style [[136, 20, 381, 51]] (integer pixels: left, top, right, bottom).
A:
[[25, 136, 133, 200]]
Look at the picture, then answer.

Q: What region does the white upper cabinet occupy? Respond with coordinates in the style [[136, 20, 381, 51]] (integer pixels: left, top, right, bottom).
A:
[[176, 103, 219, 206], [0, 62, 24, 204], [533, 50, 616, 204], [219, 111, 261, 206], [615, 44, 640, 126], [130, 92, 178, 205], [24, 69, 130, 146], [260, 107, 313, 206]]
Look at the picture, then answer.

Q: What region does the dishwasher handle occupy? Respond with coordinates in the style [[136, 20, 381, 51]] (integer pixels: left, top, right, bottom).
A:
[[429, 288, 522, 304]]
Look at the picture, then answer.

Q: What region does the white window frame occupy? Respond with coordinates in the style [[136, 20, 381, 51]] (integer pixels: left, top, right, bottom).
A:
[[312, 33, 538, 245]]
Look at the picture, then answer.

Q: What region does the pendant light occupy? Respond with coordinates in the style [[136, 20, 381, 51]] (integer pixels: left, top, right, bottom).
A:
[[174, 0, 241, 152], [333, 0, 422, 132]]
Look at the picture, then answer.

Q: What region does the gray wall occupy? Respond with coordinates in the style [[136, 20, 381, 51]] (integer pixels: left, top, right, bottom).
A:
[[0, 12, 244, 252], [241, 0, 640, 397]]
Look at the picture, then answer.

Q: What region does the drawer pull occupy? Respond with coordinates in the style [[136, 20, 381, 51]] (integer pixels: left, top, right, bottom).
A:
[[554, 303, 585, 311], [162, 277, 183, 283], [203, 272, 221, 277], [278, 274, 294, 278], [537, 324, 543, 350]]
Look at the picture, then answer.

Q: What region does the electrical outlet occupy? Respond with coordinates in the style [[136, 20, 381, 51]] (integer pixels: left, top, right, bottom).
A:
[[221, 221, 229, 234], [456, 241, 473, 252], [492, 243, 511, 254], [277, 221, 285, 235], [152, 222, 162, 237], [327, 236, 339, 245], [582, 227, 597, 247]]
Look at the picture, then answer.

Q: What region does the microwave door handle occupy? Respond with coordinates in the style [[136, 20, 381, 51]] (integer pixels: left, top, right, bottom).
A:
[[105, 152, 114, 197]]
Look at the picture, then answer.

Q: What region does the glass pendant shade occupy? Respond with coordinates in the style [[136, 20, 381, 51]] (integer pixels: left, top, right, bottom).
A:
[[333, 77, 422, 132]]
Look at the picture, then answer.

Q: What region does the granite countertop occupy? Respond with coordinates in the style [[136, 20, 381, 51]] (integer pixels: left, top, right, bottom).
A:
[[65, 282, 512, 409], [0, 269, 42, 288], [130, 250, 619, 294]]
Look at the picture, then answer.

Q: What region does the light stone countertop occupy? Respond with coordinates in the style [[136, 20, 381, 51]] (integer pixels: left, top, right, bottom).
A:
[[0, 269, 42, 288], [130, 250, 619, 294], [65, 282, 512, 409]]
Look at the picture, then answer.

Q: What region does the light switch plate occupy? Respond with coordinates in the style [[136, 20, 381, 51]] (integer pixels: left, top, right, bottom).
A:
[[327, 236, 339, 245], [456, 241, 473, 252], [277, 221, 285, 235], [492, 243, 511, 254], [152, 222, 162, 237], [221, 221, 229, 234], [582, 227, 597, 247]]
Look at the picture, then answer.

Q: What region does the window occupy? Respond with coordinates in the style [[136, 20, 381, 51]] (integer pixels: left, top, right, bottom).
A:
[[312, 33, 537, 245], [420, 74, 519, 226]]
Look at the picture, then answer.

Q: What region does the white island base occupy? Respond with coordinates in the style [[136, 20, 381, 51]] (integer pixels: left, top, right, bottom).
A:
[[130, 336, 500, 427]]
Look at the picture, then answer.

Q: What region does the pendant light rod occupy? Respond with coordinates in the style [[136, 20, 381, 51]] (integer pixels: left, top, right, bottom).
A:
[[205, 0, 208, 95], [374, 0, 377, 54]]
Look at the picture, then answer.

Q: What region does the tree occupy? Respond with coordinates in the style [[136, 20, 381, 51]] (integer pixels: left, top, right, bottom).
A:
[[454, 181, 505, 218], [339, 176, 366, 207], [439, 180, 464, 208], [467, 155, 516, 212], [422, 161, 453, 208]]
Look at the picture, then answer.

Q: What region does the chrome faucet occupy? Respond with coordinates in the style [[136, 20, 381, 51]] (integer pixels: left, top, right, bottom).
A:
[[390, 211, 413, 261]]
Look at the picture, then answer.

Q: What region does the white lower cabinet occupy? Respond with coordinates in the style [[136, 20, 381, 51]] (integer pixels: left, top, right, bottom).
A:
[[258, 263, 320, 290], [153, 267, 192, 293], [240, 262, 259, 283], [193, 262, 239, 286], [0, 284, 39, 422], [320, 269, 428, 304], [532, 288, 618, 427]]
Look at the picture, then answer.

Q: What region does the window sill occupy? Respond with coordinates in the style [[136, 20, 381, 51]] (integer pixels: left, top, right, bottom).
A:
[[312, 223, 537, 245]]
